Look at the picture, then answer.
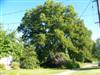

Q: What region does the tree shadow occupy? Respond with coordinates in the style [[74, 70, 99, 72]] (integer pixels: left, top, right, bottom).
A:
[[75, 66, 100, 71]]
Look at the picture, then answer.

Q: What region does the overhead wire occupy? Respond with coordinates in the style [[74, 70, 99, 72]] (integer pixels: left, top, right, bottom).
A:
[[0, 0, 97, 31], [79, 0, 92, 18], [1, 0, 93, 23], [0, 0, 92, 17], [1, 22, 21, 25], [0, 10, 26, 16]]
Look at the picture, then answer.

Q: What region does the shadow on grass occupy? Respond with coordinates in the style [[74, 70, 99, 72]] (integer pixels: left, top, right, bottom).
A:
[[75, 66, 100, 71]]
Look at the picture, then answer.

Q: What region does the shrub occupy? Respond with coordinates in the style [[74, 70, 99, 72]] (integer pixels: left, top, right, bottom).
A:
[[20, 57, 39, 69], [66, 60, 80, 69], [84, 58, 92, 63], [41, 52, 70, 68], [11, 62, 20, 69], [0, 64, 6, 70], [76, 51, 85, 62], [20, 46, 39, 69]]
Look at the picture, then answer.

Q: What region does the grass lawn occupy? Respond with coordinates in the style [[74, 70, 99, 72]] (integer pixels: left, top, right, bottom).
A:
[[0, 68, 65, 75], [72, 69, 100, 75]]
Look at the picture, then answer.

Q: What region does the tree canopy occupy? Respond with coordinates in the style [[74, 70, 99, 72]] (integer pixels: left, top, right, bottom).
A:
[[18, 0, 93, 64]]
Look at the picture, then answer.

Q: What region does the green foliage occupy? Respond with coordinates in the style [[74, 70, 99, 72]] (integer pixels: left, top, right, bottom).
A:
[[0, 64, 6, 70], [37, 34, 46, 46], [66, 22, 93, 62], [0, 26, 6, 58], [20, 46, 39, 69], [0, 27, 24, 61], [93, 39, 100, 60], [41, 52, 70, 68], [76, 51, 84, 62], [66, 60, 80, 69], [98, 62, 100, 66], [11, 62, 20, 69], [17, 0, 94, 68]]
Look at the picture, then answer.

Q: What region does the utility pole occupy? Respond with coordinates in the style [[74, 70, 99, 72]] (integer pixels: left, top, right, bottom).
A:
[[96, 0, 100, 26]]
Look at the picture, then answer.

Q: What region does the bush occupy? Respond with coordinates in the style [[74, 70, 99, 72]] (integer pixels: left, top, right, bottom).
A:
[[0, 64, 6, 70], [41, 52, 70, 68], [11, 62, 20, 69], [66, 60, 80, 69], [20, 57, 39, 69], [20, 46, 39, 69], [84, 58, 92, 63]]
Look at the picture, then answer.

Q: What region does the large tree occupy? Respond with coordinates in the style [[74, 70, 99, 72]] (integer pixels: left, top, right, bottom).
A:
[[18, 0, 93, 63]]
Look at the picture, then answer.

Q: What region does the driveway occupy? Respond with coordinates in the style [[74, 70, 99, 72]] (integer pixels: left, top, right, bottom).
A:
[[53, 63, 98, 75]]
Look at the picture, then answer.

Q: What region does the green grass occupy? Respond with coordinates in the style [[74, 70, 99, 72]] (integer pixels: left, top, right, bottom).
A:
[[72, 69, 100, 75], [0, 68, 65, 75]]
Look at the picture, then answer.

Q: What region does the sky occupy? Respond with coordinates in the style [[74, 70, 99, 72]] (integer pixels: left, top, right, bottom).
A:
[[0, 0, 100, 40]]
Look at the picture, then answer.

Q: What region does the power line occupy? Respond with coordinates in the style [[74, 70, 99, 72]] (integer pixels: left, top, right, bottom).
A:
[[0, 10, 26, 16], [0, 22, 20, 31], [0, 0, 96, 25], [79, 0, 92, 18], [1, 22, 21, 25], [0, 0, 92, 17]]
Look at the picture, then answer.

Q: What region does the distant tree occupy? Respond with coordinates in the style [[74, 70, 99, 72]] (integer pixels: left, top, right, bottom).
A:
[[93, 39, 100, 60], [0, 26, 6, 57], [0, 26, 23, 61], [18, 0, 93, 64], [7, 32, 24, 61]]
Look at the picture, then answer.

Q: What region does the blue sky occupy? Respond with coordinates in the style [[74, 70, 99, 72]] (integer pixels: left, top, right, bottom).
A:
[[0, 0, 100, 40]]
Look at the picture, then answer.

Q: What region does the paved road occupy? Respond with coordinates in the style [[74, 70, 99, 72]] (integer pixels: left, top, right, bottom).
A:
[[53, 63, 98, 75], [54, 70, 75, 75]]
